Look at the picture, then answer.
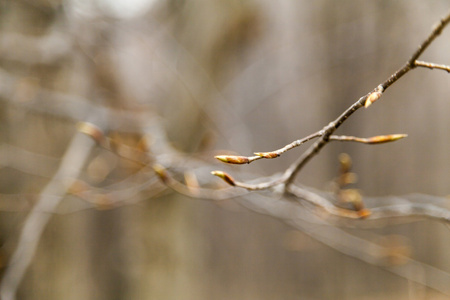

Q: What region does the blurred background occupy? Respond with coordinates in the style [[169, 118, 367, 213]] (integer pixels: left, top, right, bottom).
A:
[[0, 0, 449, 299]]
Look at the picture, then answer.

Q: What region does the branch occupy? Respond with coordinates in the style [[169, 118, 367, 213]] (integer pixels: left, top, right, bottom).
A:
[[329, 134, 408, 144], [213, 10, 450, 189], [215, 133, 408, 165], [286, 211, 450, 296], [414, 60, 450, 73], [0, 131, 98, 300], [154, 166, 250, 200], [155, 152, 450, 294], [287, 185, 450, 225], [215, 132, 322, 164], [0, 68, 152, 133], [286, 11, 450, 183]]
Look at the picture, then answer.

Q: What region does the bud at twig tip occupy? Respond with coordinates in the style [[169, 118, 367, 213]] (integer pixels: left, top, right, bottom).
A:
[[390, 134, 408, 140], [367, 134, 408, 144], [211, 170, 236, 186], [215, 155, 249, 164]]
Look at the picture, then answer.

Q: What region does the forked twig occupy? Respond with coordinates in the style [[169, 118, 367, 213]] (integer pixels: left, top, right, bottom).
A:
[[215, 133, 408, 164], [213, 11, 450, 191]]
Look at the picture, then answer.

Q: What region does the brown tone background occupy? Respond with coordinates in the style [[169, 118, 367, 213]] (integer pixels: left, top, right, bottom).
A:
[[0, 0, 449, 299]]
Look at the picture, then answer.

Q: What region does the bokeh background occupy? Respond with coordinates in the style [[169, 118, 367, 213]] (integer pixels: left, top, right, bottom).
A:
[[0, 0, 450, 299]]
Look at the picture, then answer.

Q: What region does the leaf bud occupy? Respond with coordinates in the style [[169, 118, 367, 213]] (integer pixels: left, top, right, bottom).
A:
[[366, 134, 408, 144], [254, 152, 279, 159], [365, 85, 384, 108], [211, 171, 236, 186], [215, 155, 249, 164]]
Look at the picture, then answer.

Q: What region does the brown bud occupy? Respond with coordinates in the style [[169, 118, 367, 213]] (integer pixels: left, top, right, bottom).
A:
[[366, 134, 408, 144], [254, 152, 279, 159], [215, 155, 249, 164], [211, 171, 236, 186]]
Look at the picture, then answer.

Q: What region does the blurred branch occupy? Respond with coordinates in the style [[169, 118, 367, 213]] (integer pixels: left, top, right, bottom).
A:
[[159, 177, 450, 293], [154, 165, 249, 201], [167, 164, 450, 227], [230, 189, 450, 295], [0, 130, 98, 300], [287, 214, 450, 296], [0, 29, 73, 65], [0, 68, 150, 133], [287, 185, 450, 225], [0, 144, 59, 178]]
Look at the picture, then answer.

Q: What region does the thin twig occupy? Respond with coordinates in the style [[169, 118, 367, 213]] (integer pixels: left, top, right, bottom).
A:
[[329, 134, 408, 144], [415, 60, 450, 72], [215, 131, 322, 164], [155, 165, 250, 200], [253, 131, 322, 159], [280, 11, 450, 186]]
